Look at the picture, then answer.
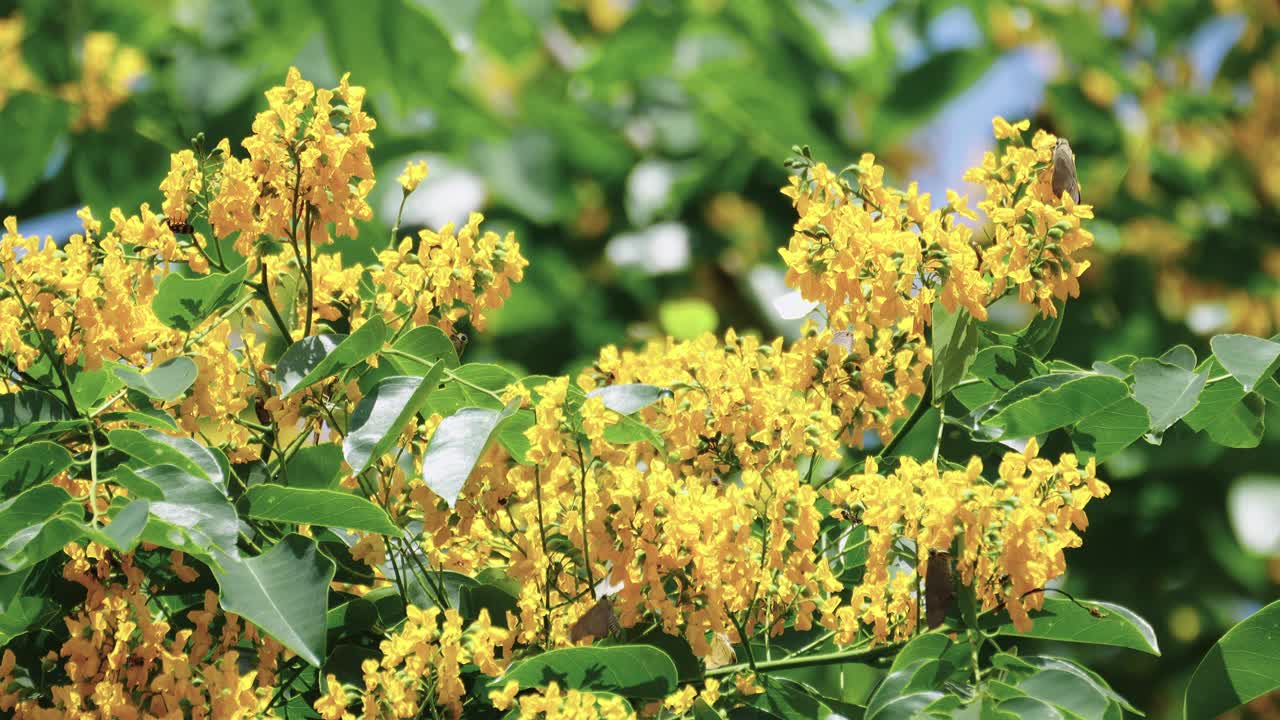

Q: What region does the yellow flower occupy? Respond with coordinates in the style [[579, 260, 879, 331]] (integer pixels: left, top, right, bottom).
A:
[[992, 116, 1031, 140], [314, 674, 351, 720], [398, 159, 429, 193]]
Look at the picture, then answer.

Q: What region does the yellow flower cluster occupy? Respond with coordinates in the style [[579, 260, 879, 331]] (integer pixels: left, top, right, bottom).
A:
[[0, 544, 281, 718], [374, 212, 528, 334], [320, 606, 510, 720], [205, 68, 376, 257], [964, 119, 1096, 317], [0, 15, 144, 131], [822, 439, 1109, 641], [491, 681, 634, 719]]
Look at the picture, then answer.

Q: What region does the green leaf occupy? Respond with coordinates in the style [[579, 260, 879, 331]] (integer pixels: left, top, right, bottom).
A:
[[869, 692, 947, 720], [1184, 598, 1280, 719], [1018, 669, 1110, 720], [459, 583, 520, 627], [421, 399, 521, 508], [115, 357, 198, 402], [758, 677, 832, 718], [1183, 374, 1265, 449], [497, 409, 535, 464], [498, 645, 678, 699], [139, 465, 239, 555], [1071, 397, 1149, 462], [282, 443, 346, 489], [0, 484, 73, 547], [428, 363, 519, 414], [96, 409, 180, 432], [952, 346, 1048, 409], [885, 407, 941, 461], [242, 486, 399, 535], [933, 303, 980, 398], [0, 441, 72, 496], [1211, 334, 1280, 392], [0, 92, 71, 202], [988, 597, 1159, 655], [83, 499, 151, 553], [344, 367, 445, 474], [1159, 344, 1197, 371], [278, 317, 386, 397], [0, 517, 82, 574], [212, 534, 336, 668], [108, 429, 219, 488], [996, 696, 1066, 720], [152, 263, 249, 332], [585, 384, 671, 415], [390, 325, 460, 372], [993, 300, 1065, 359], [1132, 359, 1209, 434], [985, 374, 1128, 439], [0, 390, 73, 443], [71, 366, 123, 410]]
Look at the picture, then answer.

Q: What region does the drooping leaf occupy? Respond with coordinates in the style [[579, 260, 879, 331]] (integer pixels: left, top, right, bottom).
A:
[[1132, 359, 1209, 434], [344, 367, 445, 474], [933, 303, 980, 398], [115, 357, 198, 402], [985, 374, 1128, 439], [138, 465, 239, 556], [586, 384, 671, 415], [152, 263, 249, 332], [421, 399, 521, 508], [988, 597, 1159, 655], [0, 441, 72, 496], [83, 499, 151, 554], [277, 317, 386, 397], [212, 534, 336, 667], [242, 486, 399, 535], [1184, 598, 1280, 719], [497, 645, 678, 699], [1210, 334, 1280, 392]]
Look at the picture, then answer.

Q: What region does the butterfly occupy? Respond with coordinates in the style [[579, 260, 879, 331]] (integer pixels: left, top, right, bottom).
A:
[[569, 597, 620, 643], [1052, 138, 1081, 204], [705, 631, 736, 670]]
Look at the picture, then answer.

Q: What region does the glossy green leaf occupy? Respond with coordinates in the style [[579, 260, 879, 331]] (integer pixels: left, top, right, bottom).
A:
[[390, 325, 460, 371], [586, 384, 671, 415], [989, 597, 1159, 655], [1019, 668, 1111, 719], [115, 357, 198, 402], [497, 409, 535, 464], [985, 374, 1128, 439], [0, 441, 72, 496], [242, 486, 399, 535], [1159, 344, 1197, 371], [996, 696, 1066, 720], [1071, 396, 1149, 462], [885, 406, 942, 460], [870, 692, 947, 720], [344, 367, 445, 474], [1132, 359, 1208, 433], [152, 263, 249, 332], [282, 443, 346, 489], [0, 484, 73, 546], [757, 677, 832, 719], [1183, 374, 1265, 449], [428, 363, 519, 414], [1184, 598, 1280, 719], [139, 464, 239, 555], [212, 534, 336, 667], [0, 517, 82, 574], [1211, 334, 1280, 392], [933, 303, 980, 398], [421, 399, 521, 508], [83, 499, 151, 553], [277, 317, 386, 397], [96, 409, 179, 432], [498, 645, 678, 699], [108, 429, 217, 487]]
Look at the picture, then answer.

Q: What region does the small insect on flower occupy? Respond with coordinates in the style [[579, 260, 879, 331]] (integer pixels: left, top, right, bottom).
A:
[[450, 332, 469, 358], [165, 217, 195, 235], [1051, 138, 1081, 204], [569, 597, 620, 642]]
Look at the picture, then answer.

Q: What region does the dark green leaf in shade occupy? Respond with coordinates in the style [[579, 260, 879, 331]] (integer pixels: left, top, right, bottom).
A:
[[277, 317, 386, 397], [0, 441, 72, 496], [282, 443, 346, 489], [885, 407, 941, 461], [933, 303, 980, 398]]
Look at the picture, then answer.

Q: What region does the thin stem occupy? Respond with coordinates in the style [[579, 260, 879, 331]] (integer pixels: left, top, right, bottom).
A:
[[389, 192, 409, 250], [705, 638, 902, 678], [9, 278, 79, 415], [574, 440, 597, 591], [533, 466, 553, 644], [302, 203, 315, 337], [253, 265, 295, 345]]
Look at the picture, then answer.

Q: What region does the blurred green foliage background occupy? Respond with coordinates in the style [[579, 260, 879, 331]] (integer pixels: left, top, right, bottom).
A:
[[1, 0, 1277, 715]]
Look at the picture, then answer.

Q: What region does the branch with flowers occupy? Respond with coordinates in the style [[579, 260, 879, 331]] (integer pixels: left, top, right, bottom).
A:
[[1, 69, 1278, 719]]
